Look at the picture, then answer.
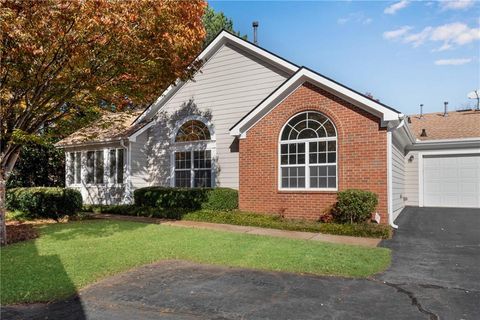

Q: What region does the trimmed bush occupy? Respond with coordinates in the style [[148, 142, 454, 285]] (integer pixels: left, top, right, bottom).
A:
[[133, 187, 238, 211], [333, 189, 378, 224], [201, 188, 238, 211], [6, 187, 82, 221]]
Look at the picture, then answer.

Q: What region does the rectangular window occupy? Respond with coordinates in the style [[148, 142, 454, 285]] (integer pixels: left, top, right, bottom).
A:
[[68, 153, 75, 185], [86, 151, 95, 184], [68, 152, 82, 185], [280, 140, 336, 190], [174, 150, 212, 188], [75, 152, 81, 184], [109, 149, 125, 184], [95, 151, 104, 184]]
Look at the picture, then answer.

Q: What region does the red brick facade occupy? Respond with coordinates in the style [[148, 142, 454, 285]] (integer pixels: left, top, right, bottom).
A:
[[239, 82, 388, 222]]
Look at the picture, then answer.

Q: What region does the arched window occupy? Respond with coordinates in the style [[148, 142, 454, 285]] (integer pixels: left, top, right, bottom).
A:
[[279, 111, 337, 190], [173, 118, 214, 188], [175, 120, 211, 142]]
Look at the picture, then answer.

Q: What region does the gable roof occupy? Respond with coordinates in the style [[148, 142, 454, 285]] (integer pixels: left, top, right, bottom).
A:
[[230, 67, 403, 137], [55, 110, 147, 147], [408, 110, 480, 141], [133, 29, 300, 125]]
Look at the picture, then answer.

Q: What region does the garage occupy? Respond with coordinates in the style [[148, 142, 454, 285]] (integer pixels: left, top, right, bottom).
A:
[[422, 154, 480, 208]]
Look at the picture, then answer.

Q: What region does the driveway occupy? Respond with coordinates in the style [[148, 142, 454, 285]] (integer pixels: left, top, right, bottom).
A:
[[3, 207, 480, 320]]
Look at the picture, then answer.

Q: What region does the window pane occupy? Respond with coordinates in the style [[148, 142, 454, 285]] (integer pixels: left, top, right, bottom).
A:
[[194, 170, 211, 187], [281, 144, 288, 154], [327, 165, 336, 177], [117, 149, 124, 184], [175, 152, 191, 169], [309, 153, 317, 164], [109, 149, 116, 181], [328, 177, 336, 188], [281, 155, 288, 165], [328, 141, 336, 151], [95, 151, 104, 184], [175, 170, 191, 188], [328, 153, 336, 163], [68, 153, 75, 185], [324, 120, 336, 137], [310, 142, 317, 152], [194, 150, 211, 169], [86, 151, 94, 184], [319, 177, 328, 188], [75, 152, 81, 184], [318, 141, 326, 152], [298, 128, 317, 139], [318, 153, 326, 163], [297, 153, 305, 165]]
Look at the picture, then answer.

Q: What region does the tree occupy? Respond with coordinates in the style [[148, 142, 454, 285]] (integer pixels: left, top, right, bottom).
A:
[[202, 5, 247, 46], [0, 0, 206, 244]]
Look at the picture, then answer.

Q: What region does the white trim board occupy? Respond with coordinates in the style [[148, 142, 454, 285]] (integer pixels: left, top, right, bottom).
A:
[[230, 67, 402, 137]]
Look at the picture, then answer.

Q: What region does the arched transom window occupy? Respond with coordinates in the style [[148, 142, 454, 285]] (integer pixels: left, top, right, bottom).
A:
[[175, 120, 211, 142], [279, 111, 337, 190], [173, 118, 214, 188]]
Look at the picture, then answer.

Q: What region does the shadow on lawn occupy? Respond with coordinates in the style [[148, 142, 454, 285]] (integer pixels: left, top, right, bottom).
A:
[[0, 240, 86, 319], [1, 220, 149, 319]]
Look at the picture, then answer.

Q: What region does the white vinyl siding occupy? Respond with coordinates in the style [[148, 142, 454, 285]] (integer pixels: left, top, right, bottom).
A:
[[404, 151, 419, 206], [130, 133, 149, 189], [391, 140, 405, 220], [147, 43, 289, 189]]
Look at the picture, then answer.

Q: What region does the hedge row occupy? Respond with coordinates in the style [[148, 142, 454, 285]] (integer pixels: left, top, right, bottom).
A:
[[6, 187, 83, 221], [133, 187, 238, 211]]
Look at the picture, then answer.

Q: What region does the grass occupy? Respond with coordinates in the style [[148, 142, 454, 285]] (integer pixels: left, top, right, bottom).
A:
[[1, 220, 391, 304]]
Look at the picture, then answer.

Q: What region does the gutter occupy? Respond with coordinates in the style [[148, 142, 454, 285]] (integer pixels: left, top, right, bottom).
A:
[[386, 116, 405, 229]]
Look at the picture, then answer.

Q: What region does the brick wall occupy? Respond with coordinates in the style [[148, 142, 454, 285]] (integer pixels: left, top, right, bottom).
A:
[[239, 82, 389, 222]]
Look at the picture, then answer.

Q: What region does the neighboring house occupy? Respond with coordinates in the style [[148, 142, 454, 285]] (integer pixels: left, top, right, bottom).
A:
[[56, 30, 480, 226]]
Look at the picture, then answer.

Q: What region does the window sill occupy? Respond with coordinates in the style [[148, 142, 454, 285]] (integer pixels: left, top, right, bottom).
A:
[[277, 188, 338, 194]]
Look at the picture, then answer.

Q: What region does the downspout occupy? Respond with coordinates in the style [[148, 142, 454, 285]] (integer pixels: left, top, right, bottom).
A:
[[387, 115, 405, 229], [120, 139, 132, 204]]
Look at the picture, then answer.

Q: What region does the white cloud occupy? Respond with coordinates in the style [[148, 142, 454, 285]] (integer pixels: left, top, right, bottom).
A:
[[383, 26, 412, 39], [440, 0, 475, 10], [404, 27, 433, 47], [383, 22, 480, 50], [434, 58, 472, 65], [384, 0, 410, 14], [337, 12, 372, 26]]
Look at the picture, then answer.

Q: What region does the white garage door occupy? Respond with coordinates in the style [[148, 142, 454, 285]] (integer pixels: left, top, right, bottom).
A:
[[423, 154, 480, 208]]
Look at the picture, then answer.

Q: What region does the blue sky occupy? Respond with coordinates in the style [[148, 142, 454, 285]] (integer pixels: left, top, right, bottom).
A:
[[209, 0, 480, 115]]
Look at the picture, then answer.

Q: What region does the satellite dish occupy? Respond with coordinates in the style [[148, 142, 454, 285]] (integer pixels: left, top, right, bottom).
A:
[[467, 89, 480, 110], [467, 89, 479, 99]]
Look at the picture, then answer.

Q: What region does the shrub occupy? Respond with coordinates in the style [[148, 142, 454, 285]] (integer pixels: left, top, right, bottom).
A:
[[201, 188, 238, 211], [133, 187, 238, 211], [84, 204, 185, 220], [333, 189, 378, 224], [6, 187, 82, 221]]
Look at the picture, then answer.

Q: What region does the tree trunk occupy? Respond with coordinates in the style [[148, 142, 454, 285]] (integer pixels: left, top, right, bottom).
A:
[[0, 171, 6, 246]]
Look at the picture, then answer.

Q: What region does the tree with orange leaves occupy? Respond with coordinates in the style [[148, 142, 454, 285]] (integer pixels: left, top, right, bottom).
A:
[[0, 0, 206, 245]]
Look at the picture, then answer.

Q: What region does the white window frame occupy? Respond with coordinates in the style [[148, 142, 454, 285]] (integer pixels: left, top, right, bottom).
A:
[[67, 151, 82, 186], [170, 117, 216, 188], [108, 148, 125, 186], [278, 111, 338, 192], [85, 150, 105, 186]]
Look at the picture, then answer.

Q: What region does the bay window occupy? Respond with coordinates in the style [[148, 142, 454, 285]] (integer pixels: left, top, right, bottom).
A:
[[109, 148, 124, 184], [279, 111, 337, 190]]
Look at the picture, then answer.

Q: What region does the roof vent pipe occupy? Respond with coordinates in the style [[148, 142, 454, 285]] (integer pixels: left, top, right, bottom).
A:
[[420, 129, 427, 137], [443, 101, 448, 117], [252, 21, 259, 45], [419, 104, 424, 118]]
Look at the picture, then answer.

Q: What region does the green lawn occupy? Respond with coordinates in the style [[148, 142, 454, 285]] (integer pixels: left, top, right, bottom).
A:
[[1, 220, 391, 304]]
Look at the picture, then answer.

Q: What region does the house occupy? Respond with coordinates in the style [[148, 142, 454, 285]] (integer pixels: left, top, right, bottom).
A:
[[56, 30, 480, 227]]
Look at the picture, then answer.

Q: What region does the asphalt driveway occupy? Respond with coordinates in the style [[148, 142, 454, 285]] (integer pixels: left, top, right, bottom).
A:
[[3, 207, 480, 320]]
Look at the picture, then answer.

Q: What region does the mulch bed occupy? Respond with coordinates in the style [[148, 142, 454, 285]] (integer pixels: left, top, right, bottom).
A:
[[5, 221, 39, 245]]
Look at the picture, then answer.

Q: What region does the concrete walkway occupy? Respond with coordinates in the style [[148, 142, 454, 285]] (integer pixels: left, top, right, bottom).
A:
[[94, 213, 381, 247]]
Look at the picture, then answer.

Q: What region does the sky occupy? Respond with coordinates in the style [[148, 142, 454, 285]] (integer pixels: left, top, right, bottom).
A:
[[209, 0, 480, 115]]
